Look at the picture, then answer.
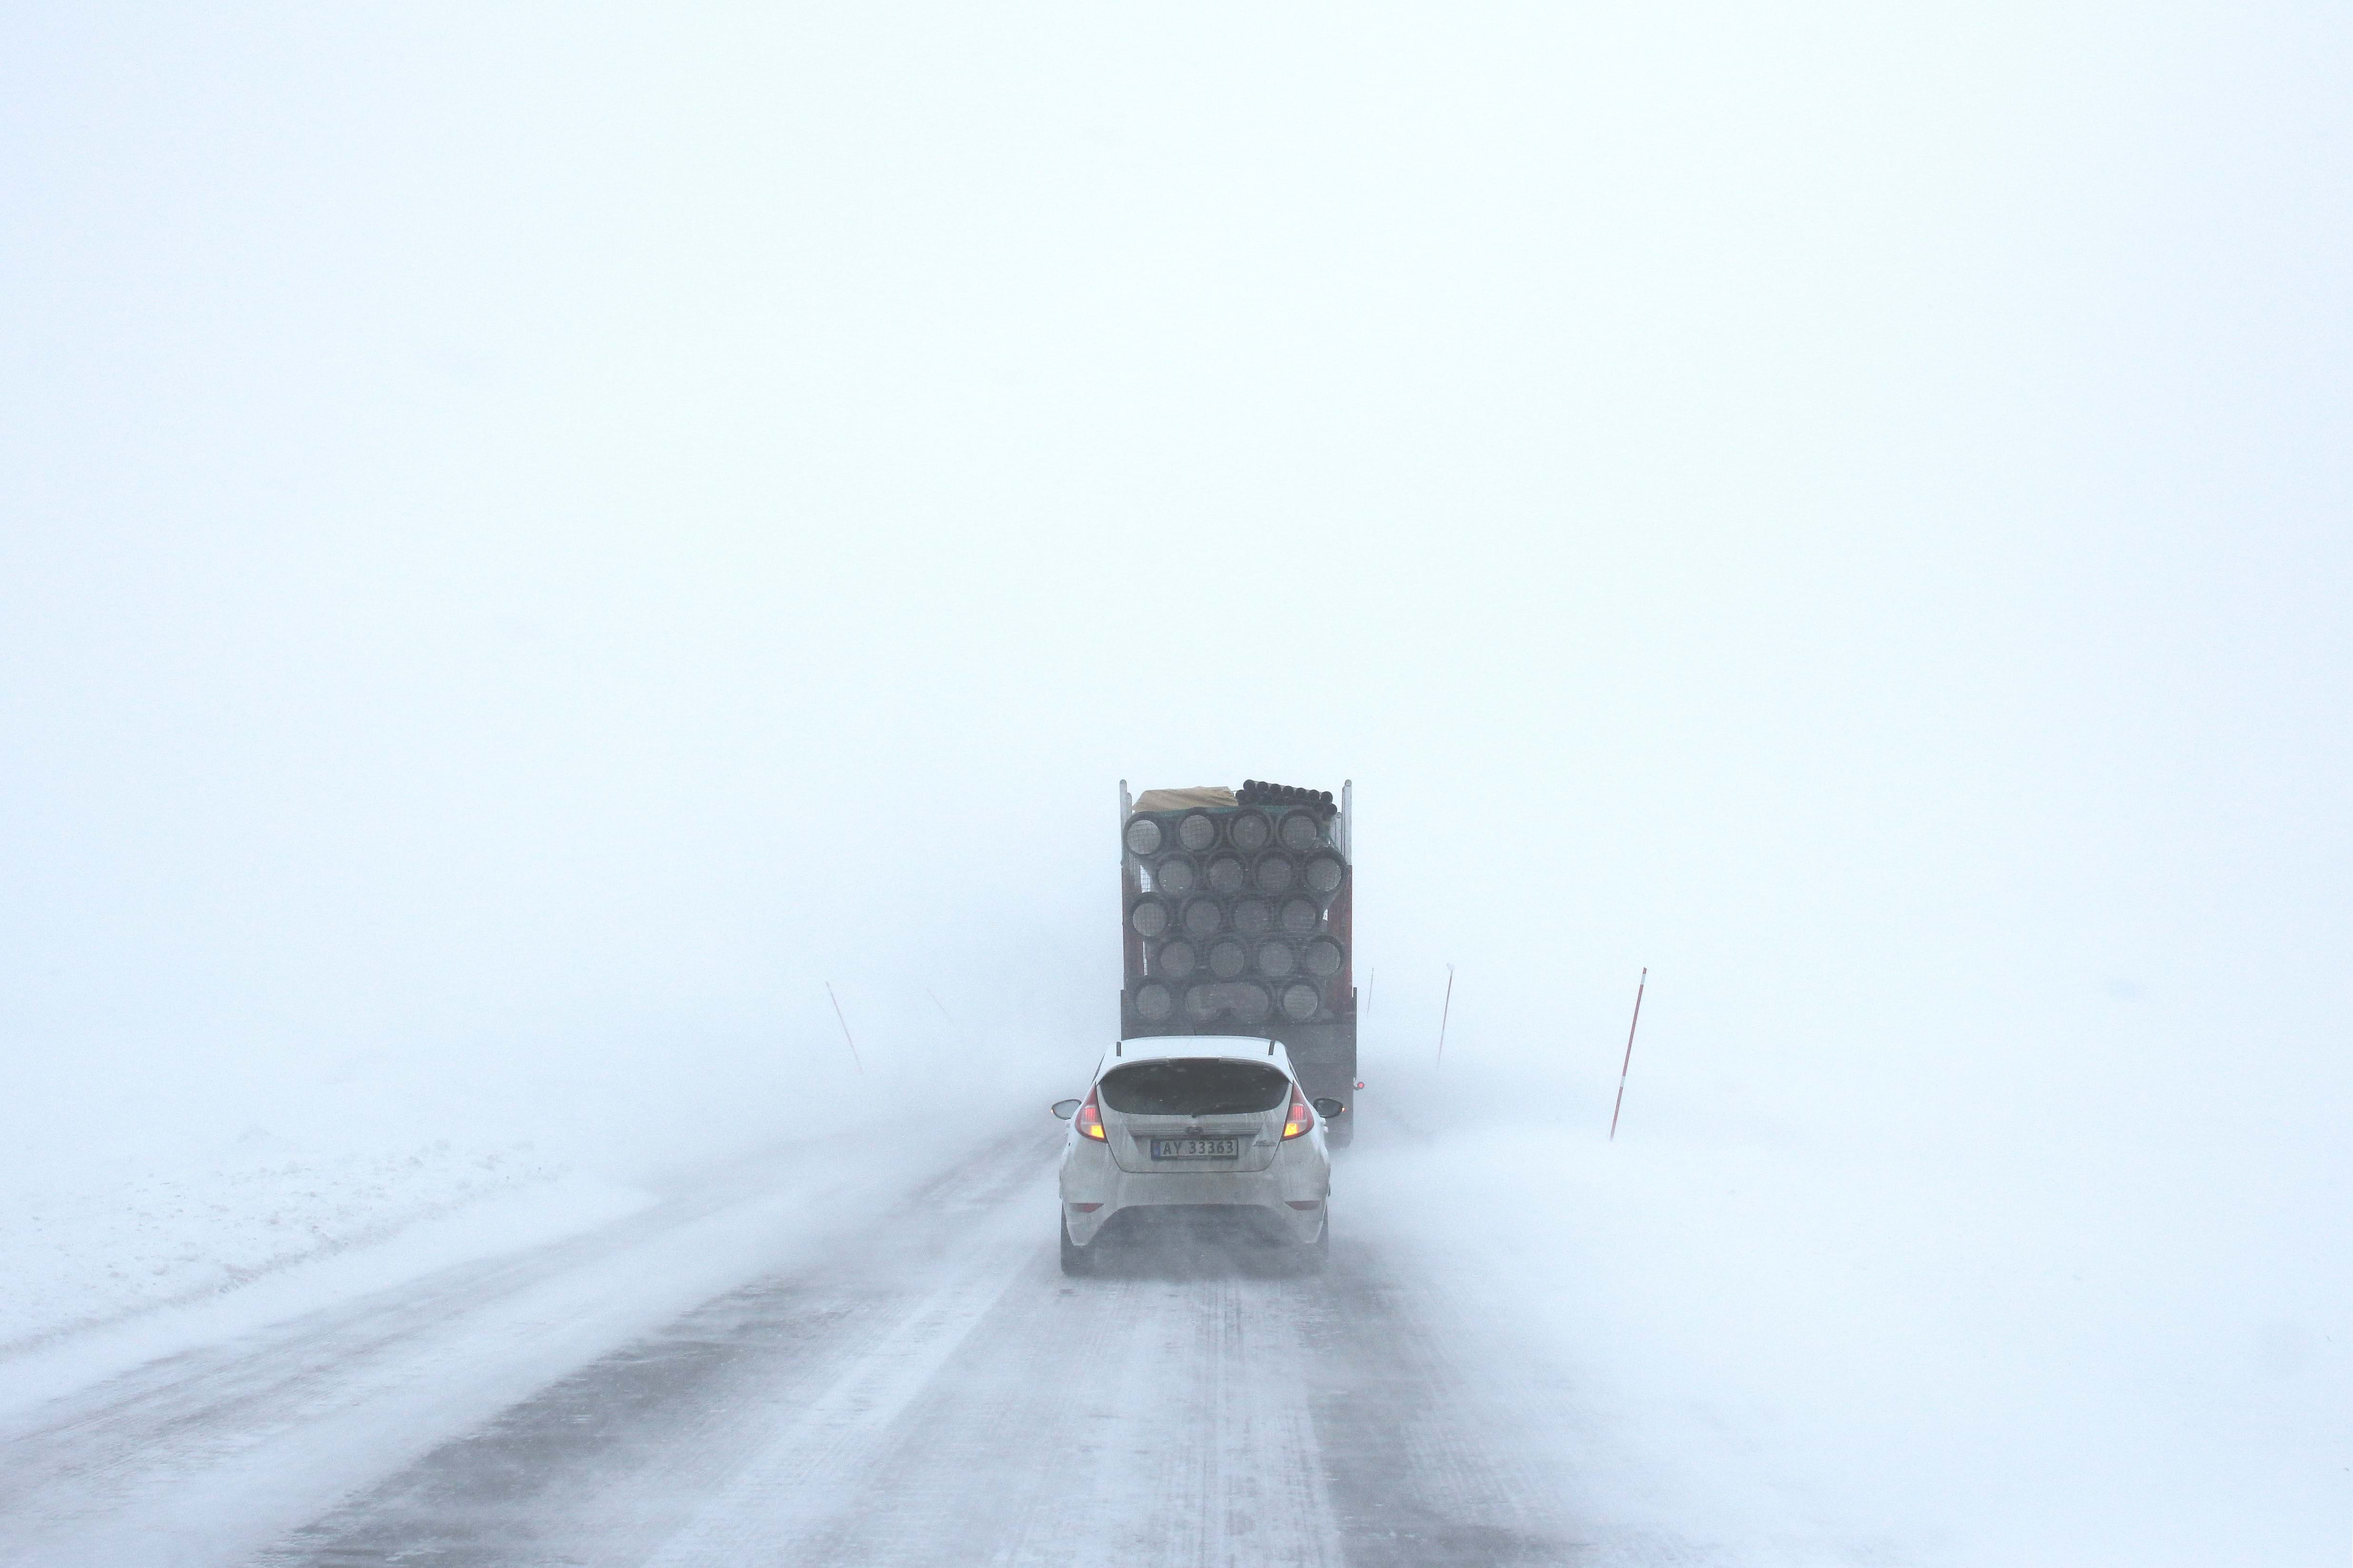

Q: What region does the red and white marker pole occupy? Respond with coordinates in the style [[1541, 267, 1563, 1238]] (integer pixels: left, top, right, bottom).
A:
[[1608, 967, 1646, 1141]]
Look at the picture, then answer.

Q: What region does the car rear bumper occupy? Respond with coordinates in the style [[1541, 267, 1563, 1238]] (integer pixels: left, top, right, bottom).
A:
[[1076, 1202, 1323, 1251], [1059, 1149, 1326, 1245]]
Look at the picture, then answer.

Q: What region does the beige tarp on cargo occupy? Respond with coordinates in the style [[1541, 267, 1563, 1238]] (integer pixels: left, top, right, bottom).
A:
[[1133, 786, 1237, 812]]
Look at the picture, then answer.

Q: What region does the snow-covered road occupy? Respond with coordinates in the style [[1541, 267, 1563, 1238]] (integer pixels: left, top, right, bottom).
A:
[[0, 1116, 1627, 1568]]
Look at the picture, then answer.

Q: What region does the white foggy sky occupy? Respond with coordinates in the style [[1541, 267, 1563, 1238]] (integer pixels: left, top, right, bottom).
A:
[[2, 2, 2347, 1184]]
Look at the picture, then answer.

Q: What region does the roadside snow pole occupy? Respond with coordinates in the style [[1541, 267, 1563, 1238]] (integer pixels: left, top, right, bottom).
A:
[[1435, 963, 1456, 1065], [826, 981, 865, 1074], [1608, 967, 1647, 1141]]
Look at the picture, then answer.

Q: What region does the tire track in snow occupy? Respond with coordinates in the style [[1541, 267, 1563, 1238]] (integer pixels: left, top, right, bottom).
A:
[[8, 1111, 1844, 1568], [0, 1135, 998, 1568], [264, 1128, 1563, 1568]]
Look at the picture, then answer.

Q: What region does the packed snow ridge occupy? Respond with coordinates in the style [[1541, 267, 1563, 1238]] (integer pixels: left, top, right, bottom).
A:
[[0, 1131, 583, 1353]]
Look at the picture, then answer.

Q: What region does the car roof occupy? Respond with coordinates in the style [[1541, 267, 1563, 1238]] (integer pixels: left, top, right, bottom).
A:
[[1111, 1034, 1292, 1065]]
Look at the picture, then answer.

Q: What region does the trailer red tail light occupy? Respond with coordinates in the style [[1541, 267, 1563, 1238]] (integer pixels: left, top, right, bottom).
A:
[[1076, 1085, 1107, 1141], [1281, 1087, 1315, 1140]]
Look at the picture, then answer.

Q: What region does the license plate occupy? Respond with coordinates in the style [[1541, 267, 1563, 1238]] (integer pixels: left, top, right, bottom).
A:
[[1150, 1137, 1240, 1160]]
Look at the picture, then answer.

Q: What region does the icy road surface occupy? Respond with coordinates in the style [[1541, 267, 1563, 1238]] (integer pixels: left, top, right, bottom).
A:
[[0, 1117, 1835, 1568]]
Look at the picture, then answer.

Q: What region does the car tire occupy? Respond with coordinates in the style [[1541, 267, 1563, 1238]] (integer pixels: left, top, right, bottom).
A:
[[1059, 1213, 1095, 1277], [1296, 1214, 1329, 1275]]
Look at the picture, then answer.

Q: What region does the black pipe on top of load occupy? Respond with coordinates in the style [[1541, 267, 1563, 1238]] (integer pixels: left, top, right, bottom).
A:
[[1235, 779, 1338, 819]]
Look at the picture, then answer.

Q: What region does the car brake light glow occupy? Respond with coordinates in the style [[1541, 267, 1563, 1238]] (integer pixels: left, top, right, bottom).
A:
[[1281, 1086, 1314, 1140], [1076, 1085, 1107, 1141]]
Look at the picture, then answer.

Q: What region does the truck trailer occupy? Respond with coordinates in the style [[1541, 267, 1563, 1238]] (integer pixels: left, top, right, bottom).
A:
[[1118, 779, 1357, 1143]]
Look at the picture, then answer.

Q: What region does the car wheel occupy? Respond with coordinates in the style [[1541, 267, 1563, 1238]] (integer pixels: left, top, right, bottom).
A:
[[1296, 1213, 1329, 1275], [1059, 1213, 1095, 1277]]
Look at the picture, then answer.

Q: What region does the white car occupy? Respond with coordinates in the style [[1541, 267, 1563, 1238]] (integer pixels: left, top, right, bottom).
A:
[[1051, 1035, 1343, 1276]]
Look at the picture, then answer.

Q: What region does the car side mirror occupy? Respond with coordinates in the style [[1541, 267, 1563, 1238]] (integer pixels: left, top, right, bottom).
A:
[[1311, 1097, 1345, 1118], [1049, 1099, 1082, 1121]]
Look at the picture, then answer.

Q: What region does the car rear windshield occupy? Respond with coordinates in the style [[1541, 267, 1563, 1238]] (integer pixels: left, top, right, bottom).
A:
[[1098, 1059, 1290, 1116]]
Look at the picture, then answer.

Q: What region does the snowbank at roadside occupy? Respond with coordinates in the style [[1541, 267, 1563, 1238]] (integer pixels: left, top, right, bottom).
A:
[[0, 1127, 648, 1356], [0, 1019, 1056, 1370], [1349, 1069, 2351, 1568]]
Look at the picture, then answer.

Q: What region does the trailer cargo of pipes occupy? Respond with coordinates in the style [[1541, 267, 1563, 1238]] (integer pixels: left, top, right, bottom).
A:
[[1117, 779, 1358, 1143]]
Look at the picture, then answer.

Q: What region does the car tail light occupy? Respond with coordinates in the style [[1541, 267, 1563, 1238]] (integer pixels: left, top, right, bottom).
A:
[[1281, 1086, 1314, 1140], [1076, 1085, 1107, 1141]]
